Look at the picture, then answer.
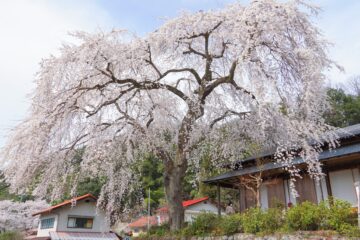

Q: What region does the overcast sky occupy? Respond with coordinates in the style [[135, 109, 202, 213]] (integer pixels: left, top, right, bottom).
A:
[[0, 0, 359, 148]]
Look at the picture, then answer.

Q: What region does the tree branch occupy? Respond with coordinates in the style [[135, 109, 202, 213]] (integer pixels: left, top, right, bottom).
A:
[[210, 110, 251, 129]]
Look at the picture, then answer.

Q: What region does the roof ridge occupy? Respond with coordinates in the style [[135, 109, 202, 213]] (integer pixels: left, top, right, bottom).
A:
[[32, 193, 97, 216]]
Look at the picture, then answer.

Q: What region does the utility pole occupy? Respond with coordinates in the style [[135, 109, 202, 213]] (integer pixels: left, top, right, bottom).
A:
[[147, 188, 151, 231]]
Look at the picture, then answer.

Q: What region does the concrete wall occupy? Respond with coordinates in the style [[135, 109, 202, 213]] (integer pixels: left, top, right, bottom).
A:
[[37, 200, 109, 237], [37, 214, 58, 237], [185, 201, 220, 222], [56, 201, 109, 232], [186, 201, 219, 213]]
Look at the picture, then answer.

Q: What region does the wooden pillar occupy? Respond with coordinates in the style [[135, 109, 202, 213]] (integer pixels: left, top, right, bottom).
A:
[[324, 169, 333, 203], [238, 187, 241, 213], [217, 183, 221, 216]]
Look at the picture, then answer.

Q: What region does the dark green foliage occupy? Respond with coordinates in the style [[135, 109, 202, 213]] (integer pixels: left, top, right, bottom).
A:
[[49, 176, 106, 205], [0, 170, 34, 202], [325, 88, 360, 127], [0, 171, 12, 201], [138, 154, 165, 212], [77, 176, 107, 197]]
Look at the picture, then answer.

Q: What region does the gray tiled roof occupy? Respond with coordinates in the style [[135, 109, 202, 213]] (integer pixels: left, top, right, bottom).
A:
[[204, 123, 360, 184]]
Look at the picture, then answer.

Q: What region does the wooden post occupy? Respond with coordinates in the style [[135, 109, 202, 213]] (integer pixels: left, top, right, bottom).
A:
[[238, 187, 241, 213], [324, 169, 333, 200], [217, 183, 221, 216]]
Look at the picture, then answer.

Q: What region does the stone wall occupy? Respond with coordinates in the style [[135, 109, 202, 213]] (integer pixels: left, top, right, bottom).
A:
[[187, 232, 348, 240], [139, 232, 349, 240]]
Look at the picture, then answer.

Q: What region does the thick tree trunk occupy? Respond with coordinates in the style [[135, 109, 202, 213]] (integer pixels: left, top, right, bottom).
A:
[[164, 163, 187, 230]]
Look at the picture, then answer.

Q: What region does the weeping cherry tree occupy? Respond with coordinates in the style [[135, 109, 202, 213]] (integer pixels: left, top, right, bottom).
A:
[[1, 0, 340, 230]]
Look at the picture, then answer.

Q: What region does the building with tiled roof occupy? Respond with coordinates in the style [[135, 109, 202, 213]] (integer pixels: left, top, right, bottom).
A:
[[128, 196, 220, 236], [31, 194, 119, 240]]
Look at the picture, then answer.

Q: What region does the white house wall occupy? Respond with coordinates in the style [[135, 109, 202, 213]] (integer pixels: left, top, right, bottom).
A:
[[184, 201, 220, 222], [37, 214, 58, 237], [329, 168, 358, 206], [54, 201, 109, 233], [185, 201, 219, 213], [56, 202, 109, 232]]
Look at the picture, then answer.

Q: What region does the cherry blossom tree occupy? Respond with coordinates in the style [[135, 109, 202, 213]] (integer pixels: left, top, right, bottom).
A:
[[1, 0, 339, 230], [0, 200, 47, 232]]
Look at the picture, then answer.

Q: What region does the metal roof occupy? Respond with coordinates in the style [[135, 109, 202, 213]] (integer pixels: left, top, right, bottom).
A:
[[204, 141, 360, 184], [49, 232, 119, 240]]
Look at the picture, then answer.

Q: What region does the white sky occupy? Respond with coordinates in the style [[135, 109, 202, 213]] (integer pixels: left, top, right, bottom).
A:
[[0, 0, 113, 147], [0, 0, 359, 148]]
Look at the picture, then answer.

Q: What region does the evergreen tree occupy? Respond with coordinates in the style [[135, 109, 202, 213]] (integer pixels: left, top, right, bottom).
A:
[[325, 88, 360, 127]]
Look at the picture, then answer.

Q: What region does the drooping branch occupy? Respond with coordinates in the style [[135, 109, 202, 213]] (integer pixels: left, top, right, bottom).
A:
[[210, 110, 251, 129]]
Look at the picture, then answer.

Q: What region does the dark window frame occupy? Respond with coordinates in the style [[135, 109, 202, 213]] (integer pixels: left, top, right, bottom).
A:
[[40, 217, 55, 229], [67, 216, 94, 229]]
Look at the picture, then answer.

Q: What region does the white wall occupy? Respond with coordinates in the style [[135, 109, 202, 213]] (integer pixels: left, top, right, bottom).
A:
[[184, 201, 219, 222], [186, 201, 219, 213], [37, 214, 58, 237], [56, 201, 109, 232], [329, 168, 358, 206], [37, 200, 109, 237]]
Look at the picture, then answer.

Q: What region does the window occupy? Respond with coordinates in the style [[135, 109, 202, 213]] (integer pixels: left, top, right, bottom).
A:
[[67, 217, 93, 229], [40, 218, 55, 229]]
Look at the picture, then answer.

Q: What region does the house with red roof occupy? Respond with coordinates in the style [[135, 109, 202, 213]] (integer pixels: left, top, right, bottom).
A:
[[127, 196, 220, 236], [30, 194, 119, 240]]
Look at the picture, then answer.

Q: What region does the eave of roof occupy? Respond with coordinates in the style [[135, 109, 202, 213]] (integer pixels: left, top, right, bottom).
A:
[[32, 193, 97, 216], [49, 231, 119, 240], [230, 123, 360, 166], [204, 142, 360, 184]]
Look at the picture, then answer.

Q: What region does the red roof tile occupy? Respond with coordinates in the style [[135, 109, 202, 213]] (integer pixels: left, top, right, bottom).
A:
[[32, 193, 97, 216], [128, 216, 158, 228], [156, 196, 209, 212]]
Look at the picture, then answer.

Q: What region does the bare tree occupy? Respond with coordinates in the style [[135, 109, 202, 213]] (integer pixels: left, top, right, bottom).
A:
[[238, 159, 264, 208], [1, 0, 339, 230], [347, 75, 360, 96]]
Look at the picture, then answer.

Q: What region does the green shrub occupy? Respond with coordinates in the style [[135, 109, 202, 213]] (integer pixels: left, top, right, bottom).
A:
[[241, 208, 263, 234], [325, 199, 356, 231], [0, 232, 23, 240], [285, 201, 322, 231], [337, 223, 360, 238], [263, 208, 284, 233], [242, 207, 283, 234], [218, 214, 242, 236], [148, 223, 170, 237], [182, 212, 220, 236]]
